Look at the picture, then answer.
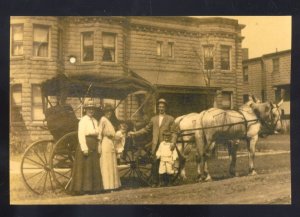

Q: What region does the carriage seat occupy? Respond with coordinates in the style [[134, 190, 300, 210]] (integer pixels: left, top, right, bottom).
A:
[[45, 104, 79, 141]]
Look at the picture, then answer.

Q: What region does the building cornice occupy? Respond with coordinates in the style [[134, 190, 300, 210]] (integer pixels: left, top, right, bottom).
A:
[[243, 49, 291, 63], [262, 49, 291, 58], [66, 16, 127, 25], [130, 23, 239, 39], [64, 16, 241, 39]]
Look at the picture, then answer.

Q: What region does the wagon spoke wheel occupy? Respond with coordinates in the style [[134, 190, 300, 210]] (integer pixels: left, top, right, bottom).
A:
[[118, 147, 142, 187], [135, 146, 154, 186], [50, 131, 77, 193], [20, 140, 56, 195]]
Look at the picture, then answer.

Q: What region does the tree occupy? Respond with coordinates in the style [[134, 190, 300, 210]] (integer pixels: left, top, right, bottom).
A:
[[193, 39, 218, 87]]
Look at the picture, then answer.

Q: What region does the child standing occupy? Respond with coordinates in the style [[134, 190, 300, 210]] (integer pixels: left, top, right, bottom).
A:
[[156, 131, 178, 186], [114, 122, 128, 163]]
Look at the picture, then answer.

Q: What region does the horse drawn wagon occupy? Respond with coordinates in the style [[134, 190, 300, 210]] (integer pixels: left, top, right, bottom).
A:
[[20, 72, 284, 195]]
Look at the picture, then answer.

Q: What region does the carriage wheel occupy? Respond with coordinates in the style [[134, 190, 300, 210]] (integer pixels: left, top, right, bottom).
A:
[[50, 131, 77, 193], [20, 140, 57, 195], [118, 141, 182, 187], [118, 144, 153, 187]]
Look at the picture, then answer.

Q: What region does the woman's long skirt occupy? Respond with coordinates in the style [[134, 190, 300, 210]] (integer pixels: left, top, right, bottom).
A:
[[100, 136, 121, 190], [68, 136, 102, 194]]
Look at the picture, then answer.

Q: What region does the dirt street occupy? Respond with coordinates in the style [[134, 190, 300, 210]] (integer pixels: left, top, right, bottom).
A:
[[10, 135, 291, 204], [13, 170, 290, 205]]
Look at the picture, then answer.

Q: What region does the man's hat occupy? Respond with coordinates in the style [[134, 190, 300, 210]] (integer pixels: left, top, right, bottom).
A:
[[83, 99, 97, 109], [157, 98, 167, 105], [103, 103, 114, 112]]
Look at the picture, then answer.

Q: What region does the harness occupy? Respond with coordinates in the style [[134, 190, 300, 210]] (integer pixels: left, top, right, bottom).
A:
[[254, 104, 282, 135]]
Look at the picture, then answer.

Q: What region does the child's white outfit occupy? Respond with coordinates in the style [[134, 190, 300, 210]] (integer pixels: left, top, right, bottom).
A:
[[114, 130, 126, 158], [156, 141, 178, 174]]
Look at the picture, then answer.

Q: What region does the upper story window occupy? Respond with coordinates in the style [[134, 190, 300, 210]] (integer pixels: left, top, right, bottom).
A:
[[203, 45, 214, 70], [102, 33, 116, 62], [273, 58, 279, 73], [243, 66, 249, 82], [11, 24, 24, 56], [33, 25, 50, 57], [157, 41, 163, 56], [221, 45, 231, 70], [81, 32, 94, 62], [11, 84, 22, 122], [167, 42, 174, 58], [32, 84, 44, 121]]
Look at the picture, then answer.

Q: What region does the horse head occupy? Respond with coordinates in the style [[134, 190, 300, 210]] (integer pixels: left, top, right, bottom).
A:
[[250, 99, 283, 133]]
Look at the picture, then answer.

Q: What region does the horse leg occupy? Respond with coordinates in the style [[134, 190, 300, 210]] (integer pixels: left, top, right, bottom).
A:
[[228, 140, 238, 177], [203, 159, 212, 182], [176, 142, 187, 180], [247, 135, 258, 175]]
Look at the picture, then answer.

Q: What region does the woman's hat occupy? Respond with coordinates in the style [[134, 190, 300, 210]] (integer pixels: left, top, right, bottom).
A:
[[103, 103, 114, 112], [83, 99, 97, 109]]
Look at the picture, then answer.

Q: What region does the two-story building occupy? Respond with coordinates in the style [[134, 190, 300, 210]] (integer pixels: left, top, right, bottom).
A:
[[10, 16, 245, 146], [242, 49, 291, 130]]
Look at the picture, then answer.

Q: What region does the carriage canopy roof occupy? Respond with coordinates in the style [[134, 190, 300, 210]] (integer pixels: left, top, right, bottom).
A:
[[41, 73, 155, 99]]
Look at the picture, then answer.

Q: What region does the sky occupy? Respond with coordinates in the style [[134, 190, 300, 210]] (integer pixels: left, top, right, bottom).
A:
[[194, 16, 291, 59]]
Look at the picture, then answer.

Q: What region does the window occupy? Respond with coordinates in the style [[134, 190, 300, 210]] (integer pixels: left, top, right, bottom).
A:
[[32, 85, 44, 121], [11, 24, 24, 56], [203, 45, 214, 70], [221, 45, 230, 70], [102, 33, 116, 62], [167, 42, 174, 58], [273, 58, 279, 73], [11, 84, 22, 122], [33, 25, 50, 57], [275, 85, 290, 101], [243, 66, 249, 82], [58, 28, 63, 61], [243, 94, 249, 103], [221, 91, 232, 109], [157, 41, 163, 56], [81, 32, 94, 62]]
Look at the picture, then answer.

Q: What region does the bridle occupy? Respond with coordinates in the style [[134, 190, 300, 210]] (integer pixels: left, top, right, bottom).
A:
[[269, 104, 282, 132], [258, 103, 282, 134]]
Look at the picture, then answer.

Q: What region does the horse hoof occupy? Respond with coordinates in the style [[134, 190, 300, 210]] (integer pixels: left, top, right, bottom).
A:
[[204, 175, 212, 182], [249, 170, 257, 176], [199, 175, 212, 182]]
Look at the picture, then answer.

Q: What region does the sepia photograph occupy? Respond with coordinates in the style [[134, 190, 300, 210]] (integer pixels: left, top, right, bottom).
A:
[[9, 16, 291, 205]]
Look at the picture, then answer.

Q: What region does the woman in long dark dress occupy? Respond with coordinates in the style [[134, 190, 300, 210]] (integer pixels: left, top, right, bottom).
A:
[[68, 99, 102, 195]]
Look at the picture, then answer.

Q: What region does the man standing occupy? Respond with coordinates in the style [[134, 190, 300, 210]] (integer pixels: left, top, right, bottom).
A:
[[128, 98, 176, 187]]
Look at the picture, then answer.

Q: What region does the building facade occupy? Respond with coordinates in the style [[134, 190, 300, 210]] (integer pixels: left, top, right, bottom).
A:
[[242, 49, 291, 120], [10, 16, 245, 146]]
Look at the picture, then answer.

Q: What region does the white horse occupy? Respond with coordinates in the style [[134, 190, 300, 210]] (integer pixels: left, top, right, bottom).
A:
[[174, 97, 283, 181]]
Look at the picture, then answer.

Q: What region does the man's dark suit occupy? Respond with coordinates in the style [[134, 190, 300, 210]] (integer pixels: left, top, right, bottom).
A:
[[134, 114, 175, 153]]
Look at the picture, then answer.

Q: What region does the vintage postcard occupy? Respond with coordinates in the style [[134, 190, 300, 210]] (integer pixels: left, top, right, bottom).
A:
[[9, 16, 291, 204]]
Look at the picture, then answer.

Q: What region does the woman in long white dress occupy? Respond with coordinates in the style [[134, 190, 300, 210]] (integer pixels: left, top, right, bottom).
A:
[[98, 104, 121, 190]]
